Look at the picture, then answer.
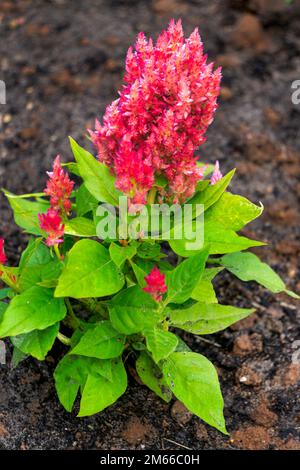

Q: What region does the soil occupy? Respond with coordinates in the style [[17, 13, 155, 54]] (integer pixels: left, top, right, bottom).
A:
[[0, 0, 300, 450]]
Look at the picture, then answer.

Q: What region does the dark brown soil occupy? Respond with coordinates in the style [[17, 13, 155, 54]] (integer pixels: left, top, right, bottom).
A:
[[0, 0, 300, 450]]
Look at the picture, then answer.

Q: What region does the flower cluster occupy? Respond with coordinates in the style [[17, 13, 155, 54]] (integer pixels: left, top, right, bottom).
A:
[[143, 266, 168, 302], [90, 19, 221, 204], [39, 156, 73, 246]]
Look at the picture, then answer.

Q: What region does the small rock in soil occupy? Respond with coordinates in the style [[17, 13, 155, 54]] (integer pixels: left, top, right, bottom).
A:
[[236, 365, 263, 386], [233, 333, 263, 356], [230, 13, 269, 52], [171, 400, 193, 425]]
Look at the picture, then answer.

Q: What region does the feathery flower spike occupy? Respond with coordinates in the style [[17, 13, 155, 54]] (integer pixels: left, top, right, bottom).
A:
[[44, 155, 74, 215], [90, 19, 221, 204]]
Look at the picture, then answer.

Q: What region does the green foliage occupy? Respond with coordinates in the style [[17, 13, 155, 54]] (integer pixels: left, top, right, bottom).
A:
[[1, 139, 298, 436], [55, 239, 124, 298], [162, 352, 227, 434], [70, 138, 120, 205]]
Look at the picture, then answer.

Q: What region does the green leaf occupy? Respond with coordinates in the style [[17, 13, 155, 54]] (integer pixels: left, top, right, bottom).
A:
[[54, 355, 117, 413], [78, 357, 127, 417], [220, 252, 299, 298], [71, 321, 125, 359], [169, 302, 254, 334], [189, 169, 235, 211], [136, 351, 172, 402], [205, 192, 263, 231], [64, 217, 96, 237], [170, 220, 265, 257], [76, 184, 98, 217], [11, 346, 28, 368], [0, 288, 11, 300], [129, 260, 147, 288], [11, 323, 59, 360], [0, 286, 66, 337], [61, 162, 80, 176], [4, 191, 49, 235], [162, 352, 227, 434], [144, 327, 178, 363], [109, 285, 161, 334], [191, 267, 223, 303], [55, 239, 124, 299], [165, 248, 209, 304], [18, 239, 63, 291], [137, 242, 162, 259], [205, 222, 265, 254], [0, 302, 7, 322], [109, 242, 137, 267], [70, 137, 120, 205]]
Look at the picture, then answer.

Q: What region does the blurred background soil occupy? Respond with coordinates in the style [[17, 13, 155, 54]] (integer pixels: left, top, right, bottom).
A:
[[0, 0, 300, 450]]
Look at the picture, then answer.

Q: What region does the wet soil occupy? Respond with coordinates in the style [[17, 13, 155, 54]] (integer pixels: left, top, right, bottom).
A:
[[0, 0, 300, 450]]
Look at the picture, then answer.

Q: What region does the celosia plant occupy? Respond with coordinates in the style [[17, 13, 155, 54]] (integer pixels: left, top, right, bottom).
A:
[[0, 21, 298, 434]]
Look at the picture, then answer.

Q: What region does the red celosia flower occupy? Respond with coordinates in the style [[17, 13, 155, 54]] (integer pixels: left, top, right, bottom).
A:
[[38, 208, 65, 246], [143, 266, 168, 302], [44, 155, 74, 215], [0, 238, 6, 275], [90, 19, 221, 204], [210, 160, 222, 185]]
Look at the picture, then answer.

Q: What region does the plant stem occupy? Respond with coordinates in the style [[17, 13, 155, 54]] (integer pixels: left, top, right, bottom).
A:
[[65, 298, 80, 329], [54, 243, 62, 261], [207, 257, 222, 265], [177, 255, 182, 265], [57, 332, 72, 346], [78, 298, 108, 319], [147, 187, 157, 205]]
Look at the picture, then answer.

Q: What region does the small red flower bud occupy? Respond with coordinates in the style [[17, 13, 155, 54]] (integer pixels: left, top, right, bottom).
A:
[[0, 238, 6, 265], [143, 266, 168, 303], [38, 208, 65, 247]]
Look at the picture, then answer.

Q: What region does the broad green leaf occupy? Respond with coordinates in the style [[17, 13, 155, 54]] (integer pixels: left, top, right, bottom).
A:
[[70, 137, 120, 205], [129, 260, 147, 288], [18, 239, 63, 291], [170, 221, 265, 257], [162, 352, 227, 434], [0, 288, 11, 300], [220, 252, 299, 298], [191, 267, 223, 303], [0, 302, 7, 321], [54, 355, 116, 413], [4, 191, 49, 235], [144, 327, 178, 364], [109, 242, 137, 267], [205, 192, 263, 231], [11, 323, 59, 360], [165, 248, 209, 304], [109, 285, 161, 334], [11, 346, 28, 368], [76, 184, 98, 217], [78, 357, 127, 417], [189, 169, 235, 211], [169, 302, 254, 334], [0, 286, 66, 337], [137, 242, 162, 260], [71, 321, 125, 359], [64, 217, 96, 237], [136, 351, 172, 402], [205, 222, 265, 254], [55, 239, 124, 299], [61, 162, 80, 176]]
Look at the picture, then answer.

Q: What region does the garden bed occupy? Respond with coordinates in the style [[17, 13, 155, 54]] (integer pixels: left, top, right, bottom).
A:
[[0, 0, 299, 450]]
